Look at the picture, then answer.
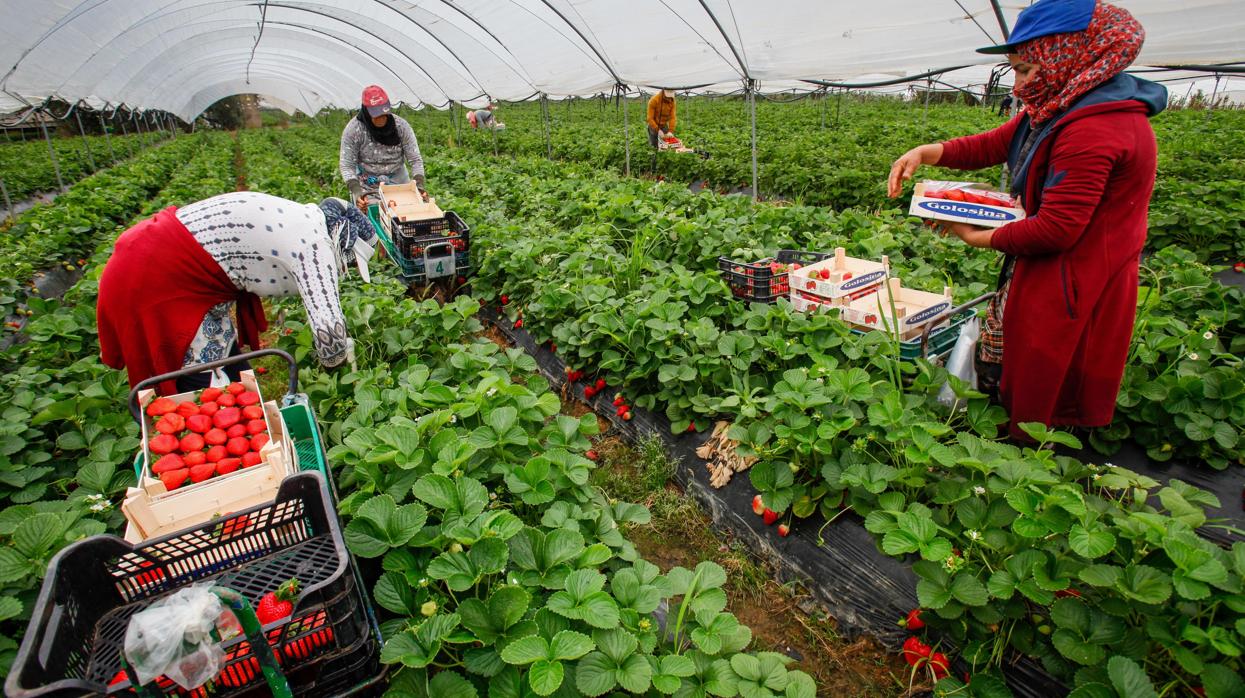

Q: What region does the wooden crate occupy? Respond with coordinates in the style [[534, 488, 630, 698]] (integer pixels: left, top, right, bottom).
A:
[[121, 370, 294, 543], [378, 181, 444, 235], [839, 278, 954, 340], [789, 248, 888, 300]]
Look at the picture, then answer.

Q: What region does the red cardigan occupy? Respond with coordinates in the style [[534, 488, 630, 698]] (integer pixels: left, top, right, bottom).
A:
[[98, 207, 267, 395], [939, 100, 1158, 439]]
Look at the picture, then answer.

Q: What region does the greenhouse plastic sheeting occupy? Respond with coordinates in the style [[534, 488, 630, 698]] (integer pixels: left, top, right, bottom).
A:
[[1, 1, 1243, 119]]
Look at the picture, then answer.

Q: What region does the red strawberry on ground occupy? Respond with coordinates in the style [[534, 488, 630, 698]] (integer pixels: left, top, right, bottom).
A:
[[927, 652, 950, 680], [146, 397, 177, 417], [189, 462, 215, 483], [595, 378, 606, 390], [687, 421, 697, 433], [752, 495, 765, 516], [256, 579, 300, 624], [777, 524, 790, 537], [217, 458, 242, 474], [622, 410, 632, 421], [153, 453, 186, 474], [585, 450, 598, 461], [900, 609, 924, 630], [902, 636, 931, 666], [149, 433, 179, 455], [613, 396, 625, 407], [255, 366, 268, 375], [762, 508, 779, 525], [159, 468, 189, 490], [1233, 262, 1243, 273]]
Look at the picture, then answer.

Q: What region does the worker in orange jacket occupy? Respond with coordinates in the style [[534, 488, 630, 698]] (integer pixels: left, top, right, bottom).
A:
[[646, 89, 676, 148]]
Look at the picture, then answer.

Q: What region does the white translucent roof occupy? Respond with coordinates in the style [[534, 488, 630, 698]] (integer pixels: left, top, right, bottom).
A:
[[1, 1, 1242, 119]]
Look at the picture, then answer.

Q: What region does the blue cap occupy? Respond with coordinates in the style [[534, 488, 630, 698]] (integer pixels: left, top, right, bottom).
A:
[[977, 0, 1096, 54]]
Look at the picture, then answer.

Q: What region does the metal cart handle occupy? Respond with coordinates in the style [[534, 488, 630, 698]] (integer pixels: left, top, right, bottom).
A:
[[127, 348, 299, 423], [918, 292, 997, 357]]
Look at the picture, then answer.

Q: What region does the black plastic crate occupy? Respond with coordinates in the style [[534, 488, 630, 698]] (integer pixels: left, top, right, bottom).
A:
[[392, 211, 469, 260], [718, 249, 833, 303], [6, 473, 372, 698]]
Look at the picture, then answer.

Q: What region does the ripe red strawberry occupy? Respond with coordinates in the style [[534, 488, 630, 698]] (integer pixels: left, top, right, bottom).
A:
[[216, 458, 242, 474], [226, 437, 250, 457], [146, 397, 177, 417], [1234, 262, 1244, 273], [902, 636, 931, 666], [183, 450, 207, 467], [226, 424, 248, 439], [928, 652, 950, 680], [200, 387, 223, 403], [246, 419, 267, 435], [622, 410, 632, 421], [762, 508, 779, 525], [242, 405, 265, 420], [241, 452, 263, 468], [206, 445, 228, 463], [251, 433, 270, 451], [901, 609, 924, 630], [616, 406, 629, 416], [180, 433, 205, 452], [585, 450, 598, 461], [613, 396, 625, 407], [216, 392, 236, 407], [213, 407, 241, 429], [819, 268, 831, 280], [198, 401, 219, 417], [176, 401, 200, 418], [227, 382, 246, 395], [777, 524, 790, 537], [149, 433, 179, 455], [500, 294, 509, 305], [155, 413, 185, 434], [594, 379, 606, 390], [205, 428, 228, 445], [189, 462, 215, 483], [256, 579, 300, 624], [159, 468, 189, 490], [236, 391, 260, 407], [153, 453, 186, 474], [186, 414, 212, 433], [514, 319, 523, 329], [255, 366, 269, 375], [687, 421, 697, 433], [584, 386, 596, 399], [752, 495, 765, 516]]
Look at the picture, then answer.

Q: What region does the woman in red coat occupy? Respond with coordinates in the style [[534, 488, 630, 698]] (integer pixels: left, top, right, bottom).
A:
[[887, 0, 1166, 441]]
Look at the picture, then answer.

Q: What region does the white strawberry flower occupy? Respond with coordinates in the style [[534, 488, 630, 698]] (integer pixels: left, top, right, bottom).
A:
[[973, 486, 986, 495], [1203, 331, 1214, 340], [1188, 352, 1199, 361], [966, 529, 981, 541]]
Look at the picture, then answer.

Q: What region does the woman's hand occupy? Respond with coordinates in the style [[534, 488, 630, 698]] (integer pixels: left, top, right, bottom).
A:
[[887, 143, 944, 198], [355, 196, 368, 211], [939, 221, 995, 248]]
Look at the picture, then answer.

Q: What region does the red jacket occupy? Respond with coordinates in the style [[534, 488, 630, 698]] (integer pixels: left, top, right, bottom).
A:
[[938, 75, 1164, 439], [98, 207, 267, 395]]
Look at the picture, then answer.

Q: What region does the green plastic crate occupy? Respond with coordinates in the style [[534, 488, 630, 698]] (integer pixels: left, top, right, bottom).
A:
[[851, 310, 973, 362]]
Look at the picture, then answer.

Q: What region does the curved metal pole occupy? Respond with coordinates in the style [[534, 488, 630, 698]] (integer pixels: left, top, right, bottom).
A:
[[39, 111, 65, 191], [537, 0, 622, 84], [747, 79, 757, 200], [621, 85, 631, 177], [696, 0, 749, 79], [803, 65, 974, 90], [99, 111, 117, 161], [989, 0, 1011, 41]]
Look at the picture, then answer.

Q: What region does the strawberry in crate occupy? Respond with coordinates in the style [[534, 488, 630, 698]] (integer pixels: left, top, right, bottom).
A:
[[145, 381, 274, 491]]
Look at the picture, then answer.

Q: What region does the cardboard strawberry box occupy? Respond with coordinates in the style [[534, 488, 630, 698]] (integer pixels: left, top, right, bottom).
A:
[[838, 278, 955, 340], [121, 370, 294, 543], [789, 248, 888, 301], [909, 181, 1025, 228], [379, 181, 445, 236]]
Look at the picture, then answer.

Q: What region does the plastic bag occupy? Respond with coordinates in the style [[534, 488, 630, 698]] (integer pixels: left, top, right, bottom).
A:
[[938, 317, 980, 407], [124, 584, 232, 689]]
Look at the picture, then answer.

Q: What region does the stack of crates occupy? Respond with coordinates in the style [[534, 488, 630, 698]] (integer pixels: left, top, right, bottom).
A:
[[373, 182, 470, 285]]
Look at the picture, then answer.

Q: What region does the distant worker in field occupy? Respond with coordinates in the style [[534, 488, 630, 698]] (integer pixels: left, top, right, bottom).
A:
[[98, 193, 378, 394], [886, 0, 1163, 442], [468, 103, 504, 130], [339, 84, 427, 210], [647, 89, 677, 148], [997, 93, 1014, 116]]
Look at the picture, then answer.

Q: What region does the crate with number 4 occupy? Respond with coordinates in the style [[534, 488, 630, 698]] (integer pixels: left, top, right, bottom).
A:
[[371, 182, 471, 286]]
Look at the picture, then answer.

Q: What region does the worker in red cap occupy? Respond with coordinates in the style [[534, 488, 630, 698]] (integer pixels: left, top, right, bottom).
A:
[[339, 85, 427, 210]]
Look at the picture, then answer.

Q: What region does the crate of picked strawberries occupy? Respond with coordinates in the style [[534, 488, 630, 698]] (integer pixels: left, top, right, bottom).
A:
[[717, 249, 834, 304], [121, 354, 297, 543]]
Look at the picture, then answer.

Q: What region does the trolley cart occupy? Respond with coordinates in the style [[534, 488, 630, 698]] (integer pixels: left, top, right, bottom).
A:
[[906, 291, 997, 362], [5, 473, 385, 698], [366, 203, 470, 298]]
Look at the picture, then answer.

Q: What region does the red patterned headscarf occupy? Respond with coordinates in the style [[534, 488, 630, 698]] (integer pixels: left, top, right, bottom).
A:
[[1014, 2, 1145, 125]]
